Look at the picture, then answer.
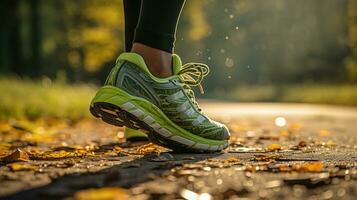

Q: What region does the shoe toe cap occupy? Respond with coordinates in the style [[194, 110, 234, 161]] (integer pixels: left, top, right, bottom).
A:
[[211, 120, 231, 140], [220, 125, 231, 140]]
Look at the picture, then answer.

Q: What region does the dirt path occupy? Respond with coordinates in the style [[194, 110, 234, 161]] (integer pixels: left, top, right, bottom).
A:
[[1, 103, 357, 200]]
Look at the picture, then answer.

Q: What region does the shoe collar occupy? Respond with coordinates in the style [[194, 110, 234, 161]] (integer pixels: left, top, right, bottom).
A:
[[116, 52, 182, 81]]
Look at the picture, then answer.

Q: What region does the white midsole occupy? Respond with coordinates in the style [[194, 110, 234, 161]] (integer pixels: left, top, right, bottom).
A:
[[101, 101, 228, 151]]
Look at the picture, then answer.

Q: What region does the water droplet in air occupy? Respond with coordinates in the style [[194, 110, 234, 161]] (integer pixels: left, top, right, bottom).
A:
[[229, 14, 234, 19], [225, 36, 229, 40], [224, 8, 228, 13], [207, 56, 211, 60], [235, 26, 239, 30], [225, 57, 234, 67], [220, 49, 225, 53], [228, 75, 232, 79]]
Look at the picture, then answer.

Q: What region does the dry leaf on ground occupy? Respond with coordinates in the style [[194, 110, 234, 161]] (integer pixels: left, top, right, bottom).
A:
[[74, 187, 129, 200], [253, 154, 282, 162], [34, 150, 90, 160], [259, 135, 279, 141], [113, 146, 124, 153], [267, 144, 282, 151], [292, 162, 324, 172], [137, 143, 164, 155], [298, 141, 307, 147], [1, 148, 29, 163], [278, 162, 324, 172], [224, 157, 240, 164], [8, 163, 38, 171]]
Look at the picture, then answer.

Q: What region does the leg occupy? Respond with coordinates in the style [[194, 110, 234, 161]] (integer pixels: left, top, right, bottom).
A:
[[123, 0, 141, 52], [132, 0, 186, 78]]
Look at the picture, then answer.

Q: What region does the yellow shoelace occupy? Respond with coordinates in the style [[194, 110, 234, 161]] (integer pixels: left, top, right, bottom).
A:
[[178, 63, 210, 110]]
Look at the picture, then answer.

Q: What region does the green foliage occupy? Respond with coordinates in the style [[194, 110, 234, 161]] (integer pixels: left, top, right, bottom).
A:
[[1, 0, 357, 107], [346, 52, 357, 82], [177, 0, 350, 93], [0, 0, 123, 80], [282, 85, 357, 105], [0, 77, 96, 120]]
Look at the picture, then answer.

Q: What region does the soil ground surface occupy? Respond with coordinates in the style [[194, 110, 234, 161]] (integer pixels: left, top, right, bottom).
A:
[[1, 102, 357, 200]]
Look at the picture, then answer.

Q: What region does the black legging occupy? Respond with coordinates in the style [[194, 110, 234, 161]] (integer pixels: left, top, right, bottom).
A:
[[123, 0, 185, 53]]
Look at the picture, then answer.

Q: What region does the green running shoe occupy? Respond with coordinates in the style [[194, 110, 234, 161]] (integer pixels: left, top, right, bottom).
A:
[[90, 53, 230, 152]]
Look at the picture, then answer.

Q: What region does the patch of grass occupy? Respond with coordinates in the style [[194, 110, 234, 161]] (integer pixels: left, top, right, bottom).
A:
[[0, 77, 97, 120], [1, 77, 356, 120], [228, 84, 357, 106], [282, 85, 357, 105]]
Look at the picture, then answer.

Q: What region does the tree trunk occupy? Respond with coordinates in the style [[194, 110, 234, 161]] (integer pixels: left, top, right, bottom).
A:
[[1, 0, 24, 75]]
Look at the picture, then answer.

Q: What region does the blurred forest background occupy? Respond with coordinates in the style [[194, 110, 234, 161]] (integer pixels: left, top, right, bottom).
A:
[[0, 0, 356, 119]]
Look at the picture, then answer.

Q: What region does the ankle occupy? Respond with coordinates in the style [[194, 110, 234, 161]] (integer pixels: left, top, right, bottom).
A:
[[131, 43, 173, 78]]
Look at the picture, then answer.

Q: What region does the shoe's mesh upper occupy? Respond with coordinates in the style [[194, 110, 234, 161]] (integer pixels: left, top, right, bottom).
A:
[[106, 60, 229, 140]]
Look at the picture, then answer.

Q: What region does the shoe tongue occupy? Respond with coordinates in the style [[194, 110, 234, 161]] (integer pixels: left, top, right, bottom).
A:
[[172, 54, 182, 75]]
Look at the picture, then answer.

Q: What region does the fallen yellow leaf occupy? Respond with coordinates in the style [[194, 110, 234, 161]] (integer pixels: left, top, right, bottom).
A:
[[278, 164, 291, 172], [0, 143, 11, 151], [34, 150, 89, 160], [1, 148, 29, 163], [292, 162, 324, 172], [253, 154, 282, 162], [44, 150, 73, 159], [8, 163, 37, 171], [267, 144, 282, 151], [113, 146, 123, 153], [304, 162, 324, 172], [0, 122, 12, 133], [224, 157, 240, 163], [74, 187, 129, 200], [137, 143, 163, 155], [259, 135, 279, 140]]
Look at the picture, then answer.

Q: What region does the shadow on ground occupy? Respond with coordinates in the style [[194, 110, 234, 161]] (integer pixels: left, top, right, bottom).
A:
[[3, 150, 221, 200]]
